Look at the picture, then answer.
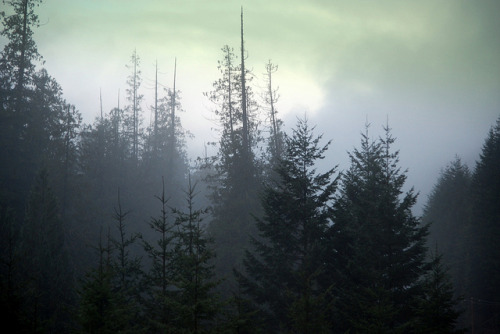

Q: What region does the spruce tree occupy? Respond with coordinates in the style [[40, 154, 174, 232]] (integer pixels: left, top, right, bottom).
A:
[[141, 179, 177, 332], [413, 250, 464, 334], [205, 22, 262, 295], [236, 117, 338, 333], [77, 230, 131, 334], [468, 116, 500, 332], [329, 124, 428, 333], [170, 177, 221, 333], [422, 156, 471, 303]]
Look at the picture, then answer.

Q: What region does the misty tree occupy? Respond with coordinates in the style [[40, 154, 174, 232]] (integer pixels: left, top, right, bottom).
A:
[[422, 156, 471, 301], [236, 117, 338, 333], [412, 249, 463, 334], [77, 230, 134, 334], [262, 60, 285, 172], [0, 0, 43, 98], [141, 179, 177, 332], [0, 0, 66, 217], [204, 10, 263, 295], [143, 59, 189, 210], [170, 177, 222, 333], [124, 49, 144, 163], [108, 192, 143, 331], [328, 123, 429, 333], [19, 168, 74, 333], [468, 116, 500, 332], [54, 103, 82, 219]]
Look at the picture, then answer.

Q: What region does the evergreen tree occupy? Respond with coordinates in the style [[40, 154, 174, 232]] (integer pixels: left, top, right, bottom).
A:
[[142, 59, 189, 212], [141, 179, 177, 332], [329, 124, 428, 333], [0, 0, 70, 218], [124, 49, 144, 163], [170, 176, 222, 333], [236, 117, 338, 333], [108, 192, 143, 331], [19, 168, 74, 333], [422, 156, 471, 303], [413, 249, 464, 334], [263, 60, 284, 167], [468, 116, 500, 332], [77, 230, 132, 334], [205, 24, 262, 295]]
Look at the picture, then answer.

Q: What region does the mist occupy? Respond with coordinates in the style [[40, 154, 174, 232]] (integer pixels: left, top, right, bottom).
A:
[[1, 1, 499, 332]]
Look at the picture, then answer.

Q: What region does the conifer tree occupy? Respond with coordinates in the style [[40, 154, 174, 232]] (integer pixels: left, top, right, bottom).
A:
[[170, 176, 221, 333], [141, 179, 176, 332], [204, 12, 263, 295], [124, 49, 143, 163], [468, 116, 500, 332], [77, 230, 130, 334], [0, 0, 68, 217], [20, 168, 74, 333], [422, 156, 471, 301], [329, 123, 428, 333], [236, 117, 338, 333], [108, 192, 143, 331], [413, 250, 463, 334]]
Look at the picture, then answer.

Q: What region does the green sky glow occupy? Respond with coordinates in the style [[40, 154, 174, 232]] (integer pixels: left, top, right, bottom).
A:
[[5, 0, 499, 212]]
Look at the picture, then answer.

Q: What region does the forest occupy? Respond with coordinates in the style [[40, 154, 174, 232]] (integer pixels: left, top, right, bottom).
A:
[[1, 1, 499, 333]]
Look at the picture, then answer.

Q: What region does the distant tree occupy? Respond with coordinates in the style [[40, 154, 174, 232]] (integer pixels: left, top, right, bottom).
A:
[[108, 192, 143, 331], [468, 116, 500, 332], [141, 179, 177, 332], [204, 13, 263, 295], [76, 230, 130, 334], [19, 168, 74, 333], [236, 117, 338, 333], [329, 124, 429, 333], [124, 49, 143, 163], [170, 176, 222, 333], [422, 156, 471, 302], [262, 60, 284, 171], [143, 59, 189, 210], [0, 0, 43, 97], [412, 249, 464, 334]]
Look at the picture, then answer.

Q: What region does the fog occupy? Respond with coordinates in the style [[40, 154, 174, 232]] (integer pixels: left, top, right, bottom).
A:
[[28, 0, 500, 215], [1, 1, 499, 332]]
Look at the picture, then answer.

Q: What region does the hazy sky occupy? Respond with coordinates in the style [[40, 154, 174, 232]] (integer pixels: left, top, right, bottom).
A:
[[6, 0, 500, 213]]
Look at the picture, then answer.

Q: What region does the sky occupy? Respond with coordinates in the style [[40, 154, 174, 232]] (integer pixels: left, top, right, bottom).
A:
[[4, 0, 500, 214]]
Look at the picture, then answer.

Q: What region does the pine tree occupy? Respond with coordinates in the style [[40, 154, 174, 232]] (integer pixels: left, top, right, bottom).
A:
[[236, 117, 338, 333], [329, 123, 428, 333]]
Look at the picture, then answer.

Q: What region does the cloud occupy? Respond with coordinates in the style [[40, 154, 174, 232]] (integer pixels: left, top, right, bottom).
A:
[[24, 0, 500, 213]]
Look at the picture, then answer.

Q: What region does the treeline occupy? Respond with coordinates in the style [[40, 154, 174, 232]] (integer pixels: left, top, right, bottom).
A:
[[0, 1, 499, 333], [422, 118, 500, 333]]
